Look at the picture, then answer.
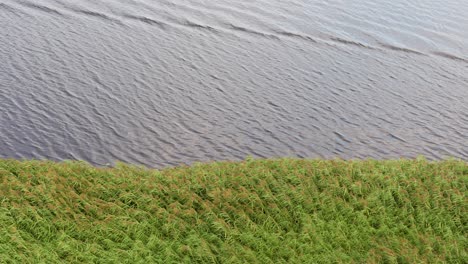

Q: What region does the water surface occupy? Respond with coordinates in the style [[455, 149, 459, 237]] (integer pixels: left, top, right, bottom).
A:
[[1, 0, 467, 167]]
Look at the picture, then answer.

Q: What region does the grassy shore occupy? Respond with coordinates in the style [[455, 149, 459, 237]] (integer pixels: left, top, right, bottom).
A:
[[0, 158, 466, 263]]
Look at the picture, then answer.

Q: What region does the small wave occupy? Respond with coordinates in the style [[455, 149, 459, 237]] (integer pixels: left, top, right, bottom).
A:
[[15, 1, 64, 16], [333, 131, 352, 144], [273, 30, 318, 43], [122, 14, 167, 29], [184, 20, 218, 32], [209, 74, 222, 81], [0, 3, 15, 11], [67, 7, 122, 24], [379, 43, 425, 55], [0, 2, 29, 17], [267, 100, 281, 108], [227, 24, 279, 39], [432, 51, 468, 63], [388, 133, 407, 143], [330, 37, 374, 49]]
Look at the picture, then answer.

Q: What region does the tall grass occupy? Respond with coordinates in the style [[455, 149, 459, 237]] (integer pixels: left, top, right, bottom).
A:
[[0, 158, 466, 263]]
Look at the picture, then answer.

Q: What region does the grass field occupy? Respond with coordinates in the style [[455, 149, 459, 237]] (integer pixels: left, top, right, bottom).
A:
[[0, 158, 466, 263]]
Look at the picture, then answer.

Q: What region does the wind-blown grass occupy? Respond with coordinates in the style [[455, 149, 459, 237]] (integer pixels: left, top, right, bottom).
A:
[[0, 158, 466, 263]]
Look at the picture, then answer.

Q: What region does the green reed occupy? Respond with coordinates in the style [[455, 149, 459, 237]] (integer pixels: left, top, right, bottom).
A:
[[0, 158, 466, 263]]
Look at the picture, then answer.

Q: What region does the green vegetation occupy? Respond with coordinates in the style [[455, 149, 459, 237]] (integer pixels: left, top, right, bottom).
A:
[[0, 158, 466, 263]]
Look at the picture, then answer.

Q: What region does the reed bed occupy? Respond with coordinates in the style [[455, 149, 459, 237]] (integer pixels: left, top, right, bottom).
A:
[[0, 158, 466, 263]]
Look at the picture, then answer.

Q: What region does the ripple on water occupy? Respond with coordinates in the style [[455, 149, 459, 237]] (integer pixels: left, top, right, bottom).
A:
[[0, 0, 467, 167]]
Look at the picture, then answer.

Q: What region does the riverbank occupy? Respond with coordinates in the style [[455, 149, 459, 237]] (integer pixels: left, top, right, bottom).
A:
[[0, 158, 466, 262]]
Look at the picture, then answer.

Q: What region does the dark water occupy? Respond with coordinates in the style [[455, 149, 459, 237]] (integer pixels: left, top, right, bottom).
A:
[[1, 0, 467, 167]]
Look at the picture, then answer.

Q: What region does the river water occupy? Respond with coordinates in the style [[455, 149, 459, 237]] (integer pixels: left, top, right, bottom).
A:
[[1, 0, 467, 167]]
